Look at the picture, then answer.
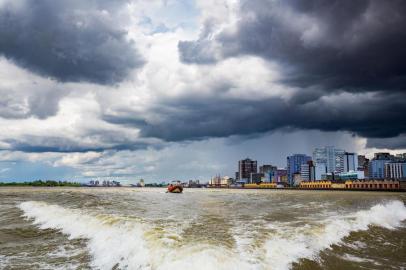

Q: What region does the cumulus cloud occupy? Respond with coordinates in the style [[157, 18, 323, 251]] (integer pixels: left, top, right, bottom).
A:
[[0, 0, 144, 84]]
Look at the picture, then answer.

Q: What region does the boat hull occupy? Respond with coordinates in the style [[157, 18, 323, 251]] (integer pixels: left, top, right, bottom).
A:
[[167, 185, 183, 193]]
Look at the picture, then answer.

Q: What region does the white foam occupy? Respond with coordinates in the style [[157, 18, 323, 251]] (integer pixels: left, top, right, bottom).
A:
[[0, 255, 10, 268], [263, 200, 406, 270], [18, 200, 406, 270], [19, 201, 253, 270], [341, 254, 380, 265], [19, 201, 150, 269]]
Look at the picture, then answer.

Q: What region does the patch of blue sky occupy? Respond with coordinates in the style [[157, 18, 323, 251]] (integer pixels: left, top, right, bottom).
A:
[[141, 0, 200, 33], [0, 161, 76, 182]]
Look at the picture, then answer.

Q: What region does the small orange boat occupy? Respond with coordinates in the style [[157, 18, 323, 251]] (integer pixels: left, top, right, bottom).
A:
[[167, 183, 183, 193]]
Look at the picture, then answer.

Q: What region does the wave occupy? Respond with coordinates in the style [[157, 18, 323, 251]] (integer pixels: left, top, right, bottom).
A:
[[19, 200, 406, 270], [263, 200, 406, 270], [19, 201, 150, 269], [18, 201, 253, 270]]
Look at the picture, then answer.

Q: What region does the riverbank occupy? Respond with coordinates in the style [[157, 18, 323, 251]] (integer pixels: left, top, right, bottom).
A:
[[0, 180, 81, 187]]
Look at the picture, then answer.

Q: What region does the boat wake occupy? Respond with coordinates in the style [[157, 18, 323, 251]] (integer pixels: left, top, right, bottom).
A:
[[19, 201, 150, 269], [19, 200, 406, 270], [263, 200, 406, 270]]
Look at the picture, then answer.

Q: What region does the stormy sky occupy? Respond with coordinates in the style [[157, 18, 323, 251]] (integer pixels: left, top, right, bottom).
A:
[[0, 0, 405, 183]]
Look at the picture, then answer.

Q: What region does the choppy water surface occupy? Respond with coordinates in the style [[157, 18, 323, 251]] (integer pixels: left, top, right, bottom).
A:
[[1, 187, 406, 270]]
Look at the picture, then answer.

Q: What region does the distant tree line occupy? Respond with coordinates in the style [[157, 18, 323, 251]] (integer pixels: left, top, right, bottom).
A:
[[145, 183, 166, 187], [0, 180, 81, 187]]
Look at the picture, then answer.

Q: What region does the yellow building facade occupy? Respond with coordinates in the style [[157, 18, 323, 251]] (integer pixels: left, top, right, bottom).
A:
[[300, 180, 401, 190], [244, 183, 277, 189]]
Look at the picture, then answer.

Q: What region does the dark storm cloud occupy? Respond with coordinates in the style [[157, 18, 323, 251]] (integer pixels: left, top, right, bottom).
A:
[[179, 0, 406, 92], [2, 134, 153, 153], [175, 0, 406, 146], [103, 90, 406, 143], [0, 0, 144, 84], [367, 134, 406, 149]]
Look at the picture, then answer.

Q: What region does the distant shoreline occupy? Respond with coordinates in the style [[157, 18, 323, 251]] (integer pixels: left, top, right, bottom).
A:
[[1, 184, 405, 192], [0, 180, 81, 187]]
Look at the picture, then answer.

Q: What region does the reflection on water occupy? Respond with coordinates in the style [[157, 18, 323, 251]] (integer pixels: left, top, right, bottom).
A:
[[1, 187, 406, 270]]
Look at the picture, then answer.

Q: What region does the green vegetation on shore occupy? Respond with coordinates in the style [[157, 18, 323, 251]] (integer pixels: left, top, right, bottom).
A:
[[0, 180, 81, 187]]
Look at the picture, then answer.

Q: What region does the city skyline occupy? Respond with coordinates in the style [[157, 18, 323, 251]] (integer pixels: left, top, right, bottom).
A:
[[0, 0, 406, 183]]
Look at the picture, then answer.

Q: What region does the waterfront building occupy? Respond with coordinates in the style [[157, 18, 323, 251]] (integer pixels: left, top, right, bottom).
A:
[[287, 154, 311, 186], [344, 152, 358, 172], [209, 175, 222, 186], [238, 158, 257, 182], [244, 182, 277, 189], [369, 159, 387, 179], [300, 181, 333, 189], [300, 163, 310, 181], [112, 181, 121, 187], [89, 180, 99, 186], [293, 173, 302, 186], [357, 155, 370, 178], [260, 164, 278, 182], [275, 169, 288, 183], [300, 161, 315, 181], [300, 180, 401, 190], [259, 165, 273, 173], [250, 172, 264, 184], [338, 170, 365, 180], [188, 179, 201, 187], [101, 180, 120, 187], [220, 176, 233, 186], [315, 162, 327, 180], [369, 153, 393, 179], [345, 180, 400, 190], [385, 163, 406, 180], [313, 146, 345, 173]]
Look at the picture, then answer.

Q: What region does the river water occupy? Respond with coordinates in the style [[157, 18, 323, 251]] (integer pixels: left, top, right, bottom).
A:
[[0, 187, 406, 270]]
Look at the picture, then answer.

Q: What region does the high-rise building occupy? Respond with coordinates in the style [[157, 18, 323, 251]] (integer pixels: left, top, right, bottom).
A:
[[385, 163, 406, 180], [287, 154, 311, 186], [369, 160, 389, 179], [313, 146, 345, 173], [369, 153, 393, 179], [357, 155, 370, 177], [259, 164, 278, 182], [315, 162, 327, 180], [250, 172, 264, 184], [238, 158, 257, 182], [300, 163, 310, 182], [300, 161, 315, 181], [344, 152, 358, 172]]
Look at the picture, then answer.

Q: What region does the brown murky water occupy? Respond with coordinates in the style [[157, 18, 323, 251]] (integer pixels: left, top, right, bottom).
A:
[[1, 187, 406, 270]]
